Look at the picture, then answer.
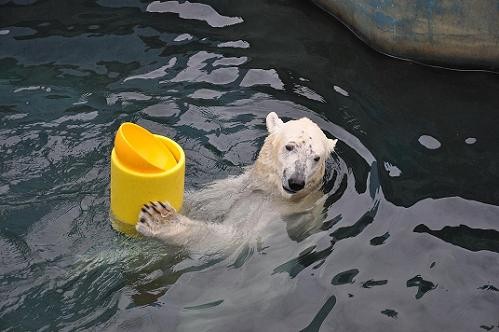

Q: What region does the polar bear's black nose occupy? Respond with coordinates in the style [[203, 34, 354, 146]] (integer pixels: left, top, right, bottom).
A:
[[288, 178, 305, 192]]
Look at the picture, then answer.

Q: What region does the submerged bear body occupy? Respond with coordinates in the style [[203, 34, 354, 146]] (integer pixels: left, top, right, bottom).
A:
[[136, 112, 338, 254]]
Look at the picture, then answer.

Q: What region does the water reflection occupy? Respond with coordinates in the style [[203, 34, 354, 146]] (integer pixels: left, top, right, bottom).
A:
[[124, 57, 177, 82], [169, 51, 240, 85], [333, 85, 349, 97], [217, 40, 250, 49], [414, 224, 499, 253], [418, 134, 442, 150], [146, 1, 243, 28], [240, 69, 284, 90], [0, 0, 498, 331]]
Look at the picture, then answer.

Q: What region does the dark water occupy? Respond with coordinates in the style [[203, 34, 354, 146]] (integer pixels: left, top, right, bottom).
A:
[[1, 0, 498, 331]]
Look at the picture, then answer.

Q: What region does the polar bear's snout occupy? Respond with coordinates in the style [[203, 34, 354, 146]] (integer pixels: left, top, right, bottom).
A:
[[285, 175, 305, 193], [282, 165, 306, 193]]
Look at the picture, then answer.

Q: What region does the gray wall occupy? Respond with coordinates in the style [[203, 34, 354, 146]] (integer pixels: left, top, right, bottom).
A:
[[313, 0, 499, 69]]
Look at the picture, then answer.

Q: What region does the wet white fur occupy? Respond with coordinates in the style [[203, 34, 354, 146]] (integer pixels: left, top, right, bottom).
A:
[[136, 112, 338, 255]]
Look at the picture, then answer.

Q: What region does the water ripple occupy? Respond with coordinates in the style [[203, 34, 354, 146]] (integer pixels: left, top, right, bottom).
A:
[[1, 0, 498, 331]]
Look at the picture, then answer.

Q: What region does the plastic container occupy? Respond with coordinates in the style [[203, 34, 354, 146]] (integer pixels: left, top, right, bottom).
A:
[[114, 122, 177, 172], [110, 123, 185, 226]]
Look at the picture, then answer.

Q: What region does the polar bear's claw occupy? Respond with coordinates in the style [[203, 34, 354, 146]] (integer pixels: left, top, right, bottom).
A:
[[136, 201, 179, 236]]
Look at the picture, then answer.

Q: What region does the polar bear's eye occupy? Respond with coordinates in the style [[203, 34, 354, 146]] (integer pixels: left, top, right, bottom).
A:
[[313, 156, 320, 162], [285, 144, 294, 151]]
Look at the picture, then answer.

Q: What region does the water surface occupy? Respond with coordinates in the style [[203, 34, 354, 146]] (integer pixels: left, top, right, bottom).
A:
[[1, 0, 498, 331]]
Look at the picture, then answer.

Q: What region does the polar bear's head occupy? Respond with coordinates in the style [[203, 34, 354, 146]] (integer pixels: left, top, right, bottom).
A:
[[257, 112, 337, 200]]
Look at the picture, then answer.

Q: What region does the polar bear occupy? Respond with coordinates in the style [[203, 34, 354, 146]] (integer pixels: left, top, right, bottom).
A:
[[136, 112, 338, 254]]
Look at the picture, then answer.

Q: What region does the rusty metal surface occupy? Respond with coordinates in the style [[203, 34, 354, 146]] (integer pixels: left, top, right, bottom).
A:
[[312, 0, 499, 69]]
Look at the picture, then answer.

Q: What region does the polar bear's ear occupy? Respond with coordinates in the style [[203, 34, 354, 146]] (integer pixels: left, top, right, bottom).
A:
[[327, 138, 338, 152], [266, 112, 284, 134]]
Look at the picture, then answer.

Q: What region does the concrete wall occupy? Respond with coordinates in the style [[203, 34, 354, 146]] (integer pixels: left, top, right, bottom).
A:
[[312, 0, 499, 69]]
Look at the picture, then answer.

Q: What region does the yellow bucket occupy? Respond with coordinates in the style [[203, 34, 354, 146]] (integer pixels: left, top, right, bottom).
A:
[[114, 122, 177, 173], [110, 123, 185, 226]]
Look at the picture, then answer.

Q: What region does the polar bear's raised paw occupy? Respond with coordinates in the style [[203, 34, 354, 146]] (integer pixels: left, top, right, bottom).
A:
[[136, 201, 180, 237]]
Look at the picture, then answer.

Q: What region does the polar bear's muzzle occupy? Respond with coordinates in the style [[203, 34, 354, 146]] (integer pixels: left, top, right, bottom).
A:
[[283, 172, 306, 193]]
